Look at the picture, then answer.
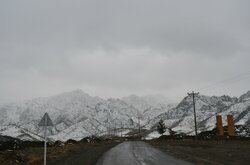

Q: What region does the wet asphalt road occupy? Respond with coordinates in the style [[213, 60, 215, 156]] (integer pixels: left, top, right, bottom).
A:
[[96, 141, 192, 165]]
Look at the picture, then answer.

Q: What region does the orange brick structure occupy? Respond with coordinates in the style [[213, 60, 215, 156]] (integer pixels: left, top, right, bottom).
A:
[[216, 115, 224, 136], [227, 115, 236, 136]]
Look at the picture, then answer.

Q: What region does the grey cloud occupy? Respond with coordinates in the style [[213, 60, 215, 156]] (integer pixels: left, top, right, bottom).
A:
[[0, 0, 250, 103], [1, 0, 249, 54]]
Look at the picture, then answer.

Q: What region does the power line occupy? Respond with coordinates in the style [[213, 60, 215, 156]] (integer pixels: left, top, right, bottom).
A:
[[197, 71, 250, 91]]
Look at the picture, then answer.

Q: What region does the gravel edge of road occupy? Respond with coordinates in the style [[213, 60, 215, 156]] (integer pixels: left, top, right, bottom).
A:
[[48, 142, 120, 165]]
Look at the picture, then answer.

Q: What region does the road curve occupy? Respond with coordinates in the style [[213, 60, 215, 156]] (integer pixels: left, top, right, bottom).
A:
[[96, 141, 192, 165]]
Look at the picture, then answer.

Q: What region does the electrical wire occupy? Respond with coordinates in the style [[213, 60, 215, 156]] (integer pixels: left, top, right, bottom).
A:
[[197, 71, 250, 92]]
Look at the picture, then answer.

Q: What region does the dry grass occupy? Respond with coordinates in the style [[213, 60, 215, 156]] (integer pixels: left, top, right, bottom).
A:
[[25, 154, 43, 165], [0, 141, 119, 165], [149, 139, 250, 165]]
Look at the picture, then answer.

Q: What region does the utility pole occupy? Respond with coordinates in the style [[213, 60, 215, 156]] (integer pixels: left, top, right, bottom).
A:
[[187, 91, 199, 140], [114, 123, 116, 136], [120, 122, 123, 138], [137, 117, 141, 133]]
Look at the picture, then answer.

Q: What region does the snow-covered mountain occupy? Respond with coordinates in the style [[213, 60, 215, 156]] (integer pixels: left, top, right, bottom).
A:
[[122, 94, 176, 120], [122, 94, 173, 111], [0, 90, 146, 141], [0, 89, 249, 141], [150, 92, 250, 135]]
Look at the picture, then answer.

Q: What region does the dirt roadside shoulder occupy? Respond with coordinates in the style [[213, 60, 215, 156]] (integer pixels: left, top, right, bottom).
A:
[[0, 142, 119, 165], [48, 142, 119, 165], [148, 139, 250, 165]]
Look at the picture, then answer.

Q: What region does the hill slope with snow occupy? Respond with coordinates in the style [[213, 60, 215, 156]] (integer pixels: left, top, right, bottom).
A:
[[0, 89, 249, 141], [150, 93, 250, 135]]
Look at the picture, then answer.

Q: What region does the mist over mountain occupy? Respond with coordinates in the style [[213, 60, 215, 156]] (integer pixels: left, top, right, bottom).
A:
[[0, 89, 249, 141]]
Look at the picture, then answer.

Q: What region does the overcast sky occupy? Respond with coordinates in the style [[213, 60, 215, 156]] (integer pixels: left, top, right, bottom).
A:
[[0, 0, 250, 104]]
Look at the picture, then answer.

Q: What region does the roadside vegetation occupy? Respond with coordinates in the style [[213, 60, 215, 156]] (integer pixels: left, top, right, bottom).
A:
[[1, 128, 250, 165]]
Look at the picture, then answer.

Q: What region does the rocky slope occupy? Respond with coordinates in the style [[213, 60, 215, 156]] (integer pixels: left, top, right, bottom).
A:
[[0, 90, 146, 141], [150, 92, 250, 135], [0, 89, 249, 141]]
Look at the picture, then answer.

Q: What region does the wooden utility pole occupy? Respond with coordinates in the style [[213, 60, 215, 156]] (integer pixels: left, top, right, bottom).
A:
[[120, 122, 123, 138], [187, 91, 199, 140], [137, 117, 141, 133]]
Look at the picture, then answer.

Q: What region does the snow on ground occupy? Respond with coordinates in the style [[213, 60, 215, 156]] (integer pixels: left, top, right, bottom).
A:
[[0, 126, 22, 137], [0, 125, 43, 141], [144, 131, 170, 140], [1, 89, 250, 141]]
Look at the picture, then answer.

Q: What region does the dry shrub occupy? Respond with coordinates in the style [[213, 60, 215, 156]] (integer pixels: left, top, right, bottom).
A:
[[25, 154, 43, 165]]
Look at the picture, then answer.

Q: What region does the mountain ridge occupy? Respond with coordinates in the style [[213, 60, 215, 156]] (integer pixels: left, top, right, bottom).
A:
[[0, 89, 249, 141]]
